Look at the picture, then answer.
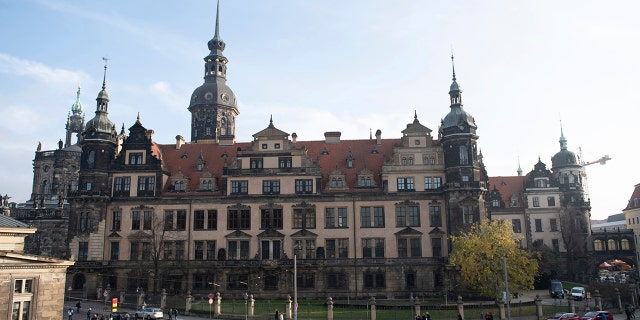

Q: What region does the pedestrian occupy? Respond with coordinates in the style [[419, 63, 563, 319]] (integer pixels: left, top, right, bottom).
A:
[[415, 313, 421, 320], [68, 308, 74, 320], [76, 301, 82, 313], [279, 312, 284, 320], [626, 304, 633, 320], [458, 312, 463, 320], [426, 312, 431, 320], [275, 309, 280, 320], [87, 307, 92, 320], [168, 308, 173, 320], [173, 308, 178, 320]]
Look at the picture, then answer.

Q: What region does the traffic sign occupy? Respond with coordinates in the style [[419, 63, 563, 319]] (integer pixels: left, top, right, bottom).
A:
[[208, 293, 214, 299], [209, 298, 213, 304]]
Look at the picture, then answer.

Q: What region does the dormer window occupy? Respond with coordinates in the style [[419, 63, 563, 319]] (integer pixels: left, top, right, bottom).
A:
[[129, 152, 142, 164], [346, 159, 353, 168], [197, 163, 203, 171], [251, 158, 263, 169], [174, 181, 186, 192], [534, 178, 548, 188], [328, 170, 347, 190], [331, 178, 343, 188], [510, 195, 519, 207], [492, 199, 500, 207], [356, 169, 377, 188], [278, 157, 292, 169]]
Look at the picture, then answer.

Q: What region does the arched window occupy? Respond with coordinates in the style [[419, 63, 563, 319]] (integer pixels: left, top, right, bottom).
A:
[[593, 240, 604, 251], [607, 239, 617, 250], [621, 239, 630, 250], [87, 150, 96, 169], [220, 118, 227, 135]]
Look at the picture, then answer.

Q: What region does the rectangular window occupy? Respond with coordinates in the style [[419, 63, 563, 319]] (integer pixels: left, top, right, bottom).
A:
[[250, 158, 263, 169], [132, 211, 141, 230], [325, 208, 348, 228], [398, 239, 408, 258], [228, 208, 251, 230], [512, 219, 522, 233], [207, 210, 217, 230], [325, 239, 349, 259], [261, 208, 283, 229], [429, 206, 441, 227], [143, 211, 153, 230], [550, 218, 558, 232], [424, 177, 432, 189], [137, 176, 155, 193], [129, 152, 143, 165], [112, 211, 121, 231], [176, 210, 186, 230], [194, 210, 205, 230], [295, 179, 313, 194], [110, 242, 119, 260], [360, 207, 371, 227], [547, 196, 556, 206], [130, 242, 139, 261], [410, 238, 422, 257], [195, 241, 204, 260], [433, 177, 442, 189], [78, 242, 88, 261], [278, 157, 292, 168], [397, 177, 415, 191], [533, 196, 540, 207], [293, 207, 316, 229], [262, 180, 280, 195], [206, 241, 216, 260], [14, 279, 33, 293], [552, 239, 560, 252], [362, 238, 385, 258], [432, 238, 442, 257], [396, 205, 419, 227], [462, 206, 475, 224], [231, 180, 248, 195], [373, 207, 385, 227], [535, 219, 543, 232], [164, 210, 174, 230]]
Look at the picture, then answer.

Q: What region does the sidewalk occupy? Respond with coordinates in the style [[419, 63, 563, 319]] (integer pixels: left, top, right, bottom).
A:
[[63, 299, 209, 320]]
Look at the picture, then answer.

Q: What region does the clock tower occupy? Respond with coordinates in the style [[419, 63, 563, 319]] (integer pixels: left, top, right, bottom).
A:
[[188, 1, 238, 144]]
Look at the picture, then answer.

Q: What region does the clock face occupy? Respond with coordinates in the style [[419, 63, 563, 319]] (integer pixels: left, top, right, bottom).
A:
[[458, 124, 465, 131], [221, 93, 230, 102], [43, 165, 50, 172], [205, 92, 213, 101]]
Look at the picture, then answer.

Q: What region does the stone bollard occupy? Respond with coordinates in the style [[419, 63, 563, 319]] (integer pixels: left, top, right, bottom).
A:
[[327, 296, 334, 320], [457, 296, 465, 320], [161, 289, 167, 309], [120, 291, 125, 304], [369, 296, 377, 320], [215, 292, 222, 317], [185, 290, 193, 315], [286, 295, 292, 320], [593, 289, 602, 311], [616, 288, 623, 314], [249, 294, 255, 317], [568, 295, 575, 314], [497, 299, 505, 320], [535, 295, 543, 320]]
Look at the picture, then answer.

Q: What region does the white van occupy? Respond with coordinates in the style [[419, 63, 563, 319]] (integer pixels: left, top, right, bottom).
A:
[[571, 287, 586, 301]]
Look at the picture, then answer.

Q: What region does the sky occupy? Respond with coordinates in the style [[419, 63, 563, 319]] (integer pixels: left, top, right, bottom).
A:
[[0, 0, 638, 220]]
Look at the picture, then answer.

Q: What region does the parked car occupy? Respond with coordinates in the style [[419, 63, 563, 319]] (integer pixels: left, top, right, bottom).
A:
[[545, 312, 580, 320], [571, 287, 586, 301], [580, 311, 614, 320], [110, 311, 131, 320], [550, 280, 565, 299], [134, 308, 163, 319]]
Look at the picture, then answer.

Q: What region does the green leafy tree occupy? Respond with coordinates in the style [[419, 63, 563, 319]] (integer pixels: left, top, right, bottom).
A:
[[450, 219, 539, 299]]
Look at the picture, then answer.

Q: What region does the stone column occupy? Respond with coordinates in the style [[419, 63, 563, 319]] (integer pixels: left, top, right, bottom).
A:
[[286, 295, 292, 320], [105, 284, 111, 304], [249, 294, 255, 317], [497, 299, 505, 320], [369, 296, 377, 320], [568, 295, 575, 314], [185, 290, 193, 315], [593, 289, 602, 311], [161, 289, 167, 309], [535, 295, 543, 320], [414, 297, 421, 317], [214, 292, 222, 317], [97, 286, 103, 300], [327, 297, 334, 320], [457, 296, 465, 320], [616, 288, 623, 314]]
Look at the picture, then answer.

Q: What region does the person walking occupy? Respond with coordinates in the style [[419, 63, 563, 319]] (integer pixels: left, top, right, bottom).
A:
[[67, 308, 74, 320], [168, 308, 173, 320], [76, 301, 82, 313], [275, 310, 280, 320], [86, 307, 92, 320], [173, 308, 178, 320]]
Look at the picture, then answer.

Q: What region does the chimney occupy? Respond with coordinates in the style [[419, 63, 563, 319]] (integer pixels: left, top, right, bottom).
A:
[[145, 130, 154, 142], [176, 135, 185, 150], [324, 131, 341, 144], [375, 129, 382, 145], [292, 132, 297, 143]]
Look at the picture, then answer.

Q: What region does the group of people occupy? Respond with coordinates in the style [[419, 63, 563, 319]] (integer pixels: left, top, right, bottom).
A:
[[415, 312, 432, 320], [626, 304, 636, 320], [274, 309, 284, 320], [167, 307, 179, 320]]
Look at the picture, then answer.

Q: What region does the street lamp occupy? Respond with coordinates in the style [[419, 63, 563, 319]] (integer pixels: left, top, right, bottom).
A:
[[244, 292, 249, 320]]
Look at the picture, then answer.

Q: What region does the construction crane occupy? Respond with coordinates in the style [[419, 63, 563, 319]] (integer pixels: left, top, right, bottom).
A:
[[582, 155, 612, 167], [578, 148, 611, 199]]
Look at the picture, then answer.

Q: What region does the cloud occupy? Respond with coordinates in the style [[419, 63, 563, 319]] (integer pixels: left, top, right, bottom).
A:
[[148, 81, 186, 112], [0, 53, 90, 86]]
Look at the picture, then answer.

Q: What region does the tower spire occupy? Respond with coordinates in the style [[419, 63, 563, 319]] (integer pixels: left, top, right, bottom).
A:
[[451, 53, 457, 81], [559, 120, 568, 150], [214, 0, 221, 41]]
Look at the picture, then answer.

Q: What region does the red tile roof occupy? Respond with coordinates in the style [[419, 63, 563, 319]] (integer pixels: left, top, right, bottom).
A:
[[488, 175, 527, 208], [625, 183, 640, 210]]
